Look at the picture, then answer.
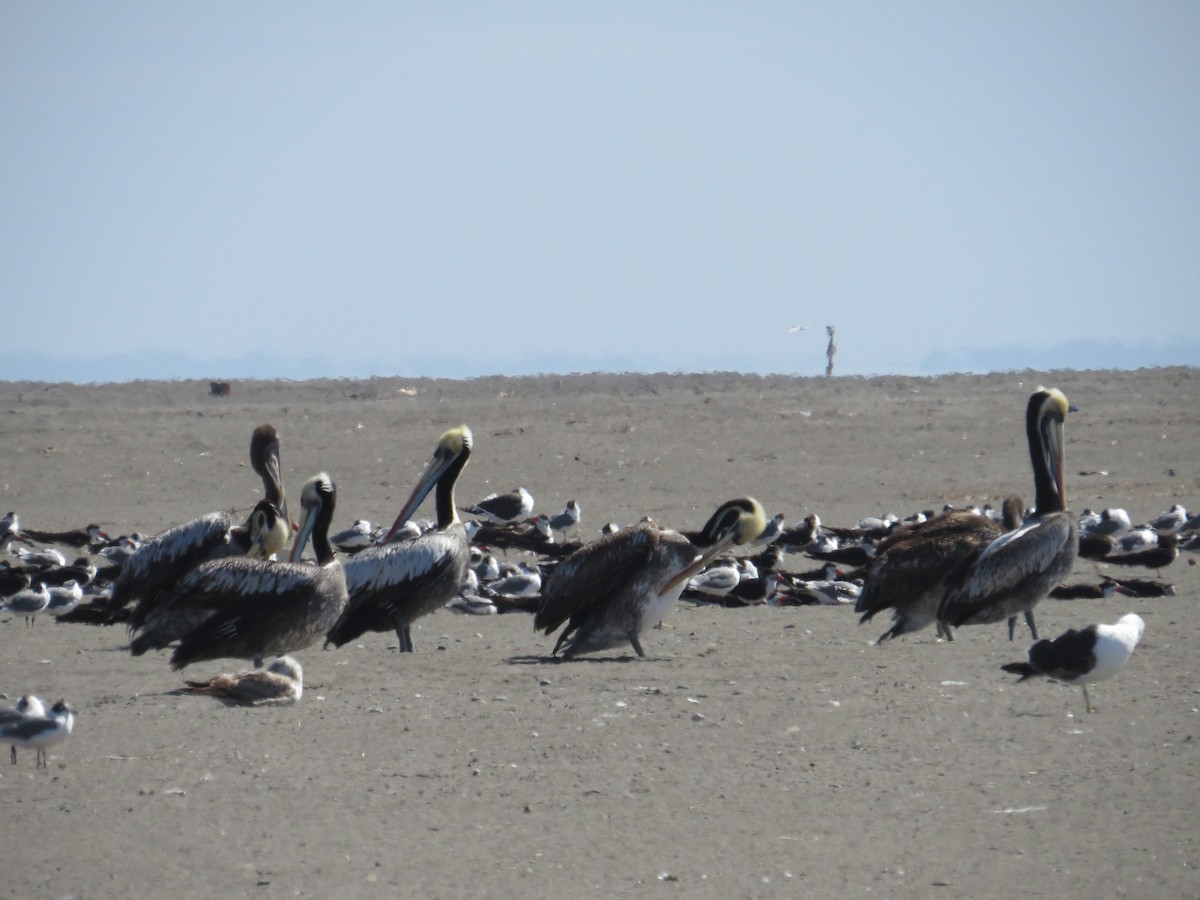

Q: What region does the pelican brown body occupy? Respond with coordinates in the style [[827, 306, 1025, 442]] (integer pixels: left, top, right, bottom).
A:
[[535, 498, 766, 659]]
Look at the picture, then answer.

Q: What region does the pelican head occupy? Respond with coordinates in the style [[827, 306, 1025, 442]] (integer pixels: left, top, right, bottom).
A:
[[1028, 387, 1069, 512], [659, 497, 767, 596], [251, 424, 289, 526], [289, 473, 337, 562], [246, 499, 290, 559], [385, 425, 473, 541]]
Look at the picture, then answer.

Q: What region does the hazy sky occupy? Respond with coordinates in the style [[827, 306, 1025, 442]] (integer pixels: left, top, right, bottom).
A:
[[2, 3, 1197, 381]]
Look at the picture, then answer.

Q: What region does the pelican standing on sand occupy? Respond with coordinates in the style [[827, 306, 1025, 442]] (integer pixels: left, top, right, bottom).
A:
[[326, 426, 473, 654], [939, 387, 1077, 639], [130, 474, 347, 669], [117, 424, 292, 625], [534, 497, 766, 659], [857, 390, 1074, 643]]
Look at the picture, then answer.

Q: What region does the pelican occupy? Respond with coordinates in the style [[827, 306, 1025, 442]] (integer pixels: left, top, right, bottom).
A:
[[326, 426, 473, 654], [858, 405, 1074, 644], [117, 424, 292, 625], [131, 474, 347, 669], [534, 497, 766, 659], [939, 388, 1077, 640], [855, 509, 1004, 642], [1002, 613, 1144, 713]]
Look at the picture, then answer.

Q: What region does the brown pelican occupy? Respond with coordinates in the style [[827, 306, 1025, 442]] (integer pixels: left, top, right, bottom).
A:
[[534, 497, 766, 659], [326, 426, 473, 654], [117, 424, 292, 625], [130, 474, 347, 669], [939, 387, 1077, 639], [181, 655, 304, 706], [1002, 613, 1144, 713], [858, 401, 1074, 644], [855, 509, 1004, 642]]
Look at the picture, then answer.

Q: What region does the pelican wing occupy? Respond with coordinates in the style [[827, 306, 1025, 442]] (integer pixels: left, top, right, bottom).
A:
[[940, 515, 1076, 627], [327, 531, 464, 644], [167, 559, 337, 668], [117, 512, 232, 612], [534, 524, 658, 635], [855, 512, 998, 620], [160, 556, 325, 615]]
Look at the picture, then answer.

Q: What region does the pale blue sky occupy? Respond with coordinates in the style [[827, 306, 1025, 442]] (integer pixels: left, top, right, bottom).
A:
[[2, 2, 1198, 381]]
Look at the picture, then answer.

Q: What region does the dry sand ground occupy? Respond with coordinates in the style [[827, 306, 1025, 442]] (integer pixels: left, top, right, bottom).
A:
[[0, 368, 1197, 899]]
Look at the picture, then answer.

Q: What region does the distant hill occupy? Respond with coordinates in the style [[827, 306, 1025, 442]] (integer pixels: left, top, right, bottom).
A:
[[1, 338, 1196, 384]]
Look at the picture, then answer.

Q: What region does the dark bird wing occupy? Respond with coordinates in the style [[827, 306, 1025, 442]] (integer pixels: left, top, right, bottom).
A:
[[327, 531, 464, 645], [855, 511, 999, 624], [941, 514, 1076, 628], [118, 512, 233, 617], [1004, 626, 1098, 683]]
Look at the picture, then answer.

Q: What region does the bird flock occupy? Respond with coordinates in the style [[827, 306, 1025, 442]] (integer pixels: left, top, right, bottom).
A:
[[2, 387, 1190, 767]]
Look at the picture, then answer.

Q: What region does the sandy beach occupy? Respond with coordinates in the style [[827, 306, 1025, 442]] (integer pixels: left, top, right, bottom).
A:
[[1, 368, 1197, 899]]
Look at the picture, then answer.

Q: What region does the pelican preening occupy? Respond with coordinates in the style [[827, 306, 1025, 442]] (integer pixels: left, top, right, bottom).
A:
[[130, 474, 347, 670], [325, 426, 473, 654], [534, 498, 766, 659], [857, 388, 1077, 643], [116, 424, 292, 626]]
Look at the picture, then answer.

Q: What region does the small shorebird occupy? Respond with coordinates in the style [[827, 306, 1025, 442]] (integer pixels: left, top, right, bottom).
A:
[[0, 699, 75, 767]]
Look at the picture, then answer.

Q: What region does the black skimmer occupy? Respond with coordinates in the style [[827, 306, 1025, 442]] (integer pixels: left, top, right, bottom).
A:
[[534, 497, 766, 659], [181, 655, 304, 706], [326, 426, 473, 654], [1002, 613, 1145, 713]]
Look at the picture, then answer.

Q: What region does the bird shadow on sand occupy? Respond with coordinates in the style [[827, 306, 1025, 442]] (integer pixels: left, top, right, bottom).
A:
[[505, 653, 668, 665]]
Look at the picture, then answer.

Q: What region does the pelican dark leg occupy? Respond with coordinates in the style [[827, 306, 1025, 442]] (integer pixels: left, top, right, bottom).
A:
[[630, 632, 645, 658], [395, 624, 414, 653]]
